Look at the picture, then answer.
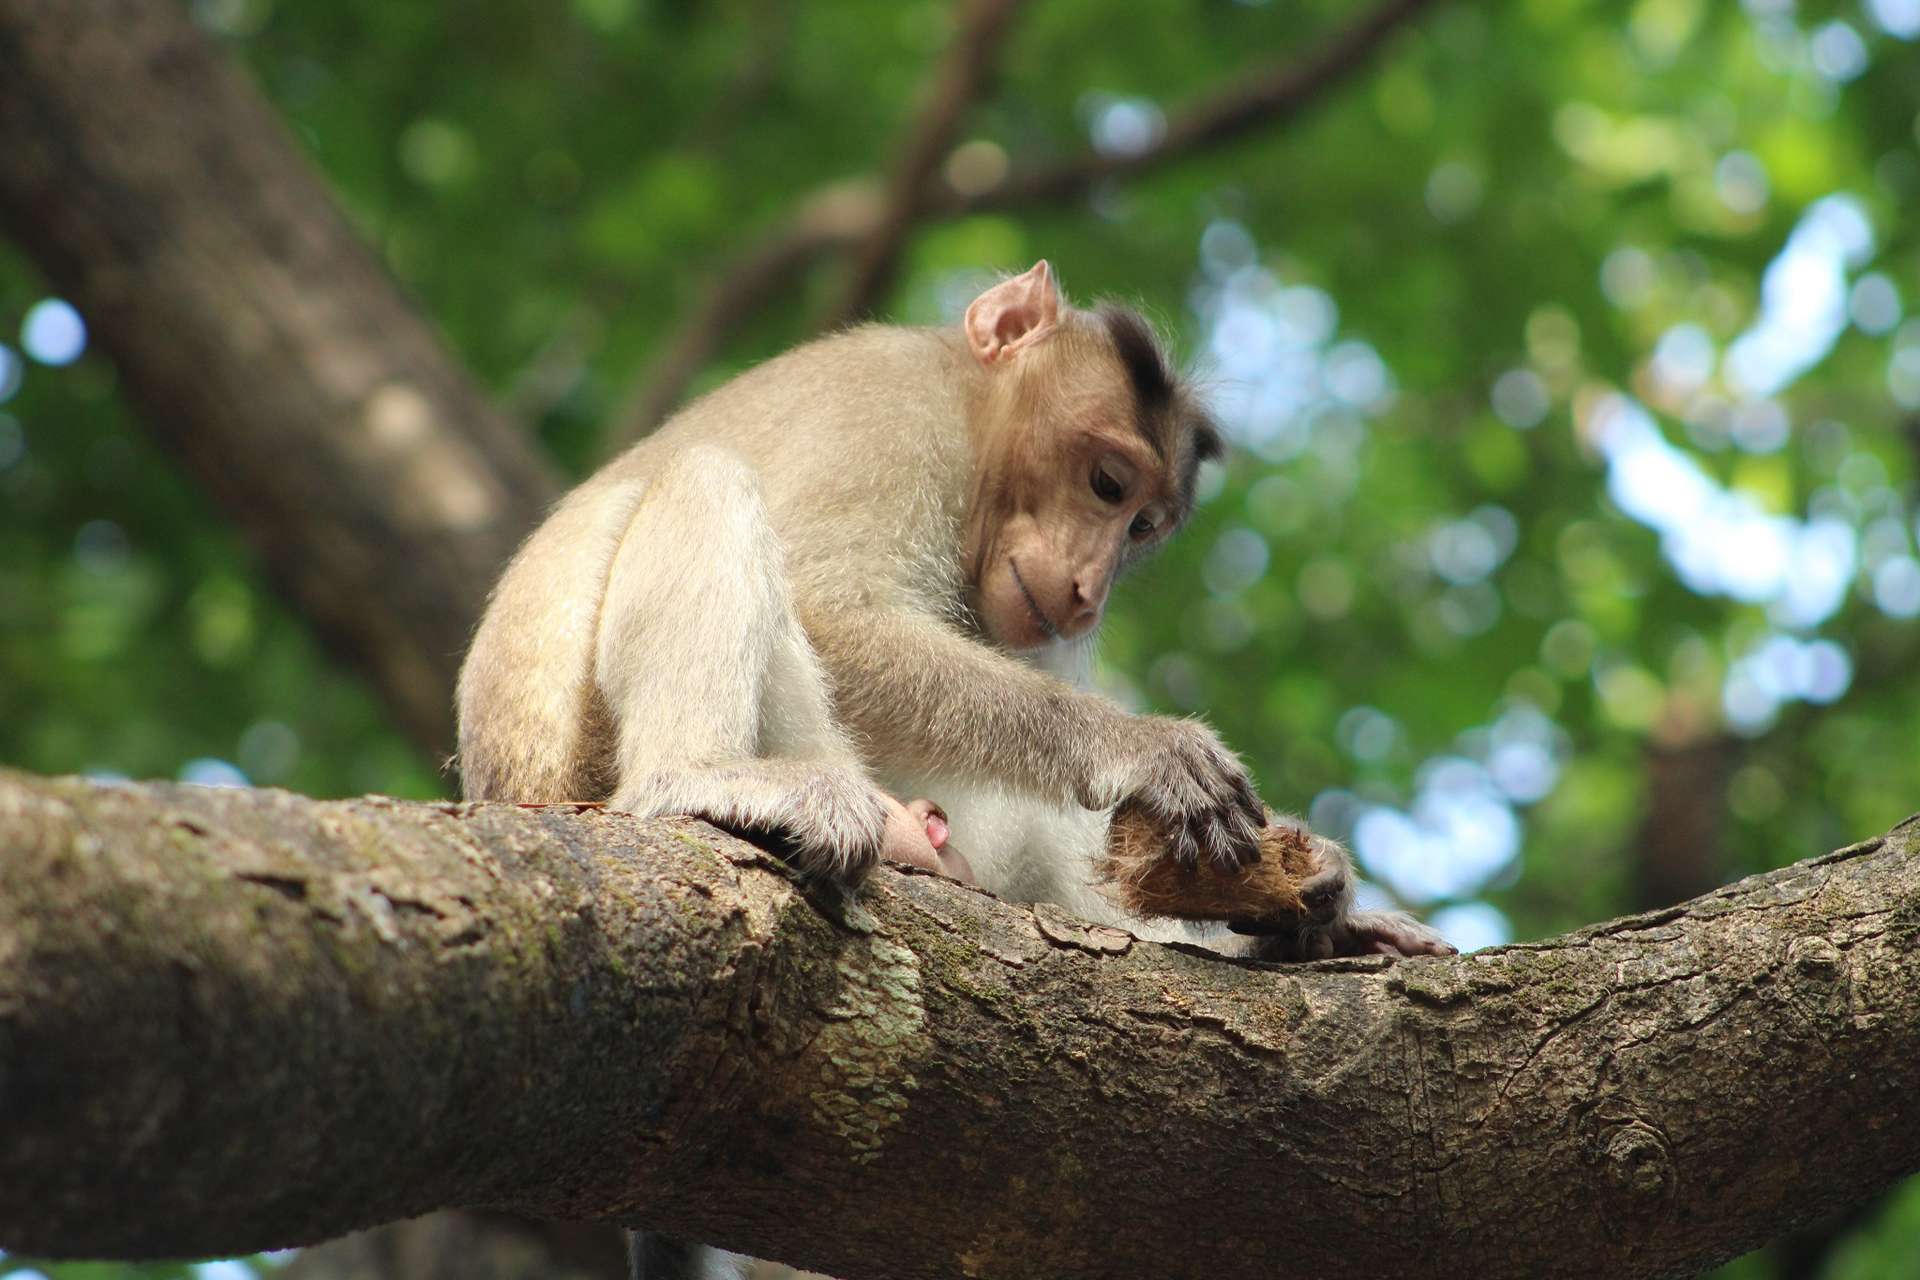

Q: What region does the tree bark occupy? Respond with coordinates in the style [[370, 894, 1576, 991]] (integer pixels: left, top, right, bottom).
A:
[[0, 0, 562, 758], [3, 769, 1916, 1280]]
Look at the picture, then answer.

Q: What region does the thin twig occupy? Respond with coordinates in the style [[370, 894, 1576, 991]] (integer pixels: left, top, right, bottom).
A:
[[944, 0, 1441, 214], [825, 0, 1025, 328]]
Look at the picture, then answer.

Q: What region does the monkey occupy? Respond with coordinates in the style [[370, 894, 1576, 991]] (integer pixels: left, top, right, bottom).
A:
[[457, 260, 1274, 887], [456, 260, 1449, 1280]]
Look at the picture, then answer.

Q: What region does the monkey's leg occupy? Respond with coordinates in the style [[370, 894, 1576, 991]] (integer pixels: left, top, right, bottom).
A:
[[606, 449, 872, 1280], [596, 444, 889, 882]]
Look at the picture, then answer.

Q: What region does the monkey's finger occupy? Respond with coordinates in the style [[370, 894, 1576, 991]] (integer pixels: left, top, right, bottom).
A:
[[904, 798, 950, 850], [1194, 811, 1250, 869], [1197, 769, 1242, 812], [1199, 817, 1241, 869], [1209, 777, 1262, 837], [1171, 825, 1202, 869], [1212, 799, 1262, 857], [1160, 772, 1214, 822], [1209, 765, 1264, 835], [1231, 773, 1265, 824], [1351, 912, 1458, 958], [1165, 738, 1217, 792], [1226, 807, 1266, 862], [1205, 821, 1259, 870]]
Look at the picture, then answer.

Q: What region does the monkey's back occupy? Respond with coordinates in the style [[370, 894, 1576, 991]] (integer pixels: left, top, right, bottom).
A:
[[632, 324, 978, 607], [456, 324, 979, 804]]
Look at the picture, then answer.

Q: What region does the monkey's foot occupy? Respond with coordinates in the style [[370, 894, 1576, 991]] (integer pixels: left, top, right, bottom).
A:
[[1319, 909, 1455, 959], [882, 797, 976, 884], [610, 762, 892, 886]]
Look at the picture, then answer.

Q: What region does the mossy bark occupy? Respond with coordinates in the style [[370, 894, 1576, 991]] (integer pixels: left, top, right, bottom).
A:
[[2, 769, 1918, 1280]]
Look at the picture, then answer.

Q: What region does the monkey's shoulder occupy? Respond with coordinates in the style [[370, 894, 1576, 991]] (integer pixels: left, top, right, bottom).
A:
[[669, 327, 966, 435]]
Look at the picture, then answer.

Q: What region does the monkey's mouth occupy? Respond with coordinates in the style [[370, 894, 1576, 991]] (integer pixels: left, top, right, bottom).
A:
[[1008, 559, 1059, 641]]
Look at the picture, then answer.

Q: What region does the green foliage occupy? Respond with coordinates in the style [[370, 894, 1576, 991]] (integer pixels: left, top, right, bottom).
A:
[[0, 1258, 277, 1280], [3, 0, 1917, 1273], [1827, 1176, 1920, 1279], [0, 259, 440, 802]]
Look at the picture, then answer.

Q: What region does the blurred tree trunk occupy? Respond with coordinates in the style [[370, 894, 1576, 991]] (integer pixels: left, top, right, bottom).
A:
[[1632, 732, 1735, 911], [0, 4, 644, 1272], [0, 0, 562, 760], [4, 770, 1919, 1280]]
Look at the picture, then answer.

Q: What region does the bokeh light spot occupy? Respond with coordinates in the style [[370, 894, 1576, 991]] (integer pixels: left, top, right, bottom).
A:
[[1428, 902, 1512, 953], [1851, 273, 1903, 334], [1809, 20, 1869, 80], [180, 758, 250, 788], [1083, 94, 1165, 158], [1866, 0, 1920, 37], [1872, 555, 1920, 617], [1491, 368, 1549, 428], [21, 298, 87, 366]]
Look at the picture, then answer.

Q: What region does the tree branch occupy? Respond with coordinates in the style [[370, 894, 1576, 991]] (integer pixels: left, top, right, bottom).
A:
[[823, 0, 1024, 329], [0, 0, 563, 759], [4, 768, 1917, 1279], [939, 0, 1441, 214], [610, 0, 1440, 443]]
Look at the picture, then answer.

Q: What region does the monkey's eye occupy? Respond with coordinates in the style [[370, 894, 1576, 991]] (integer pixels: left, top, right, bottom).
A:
[[1091, 465, 1125, 504], [1129, 513, 1157, 541]]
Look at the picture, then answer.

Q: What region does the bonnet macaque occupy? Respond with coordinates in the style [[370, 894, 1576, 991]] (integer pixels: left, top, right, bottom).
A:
[[457, 262, 1448, 1275], [459, 258, 1446, 942]]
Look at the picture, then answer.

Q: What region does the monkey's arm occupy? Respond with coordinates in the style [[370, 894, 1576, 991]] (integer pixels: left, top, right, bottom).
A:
[[806, 605, 1265, 867]]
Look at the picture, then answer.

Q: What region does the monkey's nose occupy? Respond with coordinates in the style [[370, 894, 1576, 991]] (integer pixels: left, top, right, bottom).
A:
[[1071, 574, 1109, 612]]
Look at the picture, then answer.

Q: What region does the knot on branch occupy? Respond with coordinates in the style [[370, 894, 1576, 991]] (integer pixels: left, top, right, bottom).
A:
[[1786, 935, 1843, 977], [1783, 934, 1854, 1033], [1601, 1120, 1676, 1207]]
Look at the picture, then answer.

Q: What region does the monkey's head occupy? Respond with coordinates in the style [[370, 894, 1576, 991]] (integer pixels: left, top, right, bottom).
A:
[[961, 261, 1223, 652]]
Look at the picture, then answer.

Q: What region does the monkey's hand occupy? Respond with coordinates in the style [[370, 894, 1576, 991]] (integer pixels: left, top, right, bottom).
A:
[[882, 797, 976, 884], [1084, 717, 1266, 870]]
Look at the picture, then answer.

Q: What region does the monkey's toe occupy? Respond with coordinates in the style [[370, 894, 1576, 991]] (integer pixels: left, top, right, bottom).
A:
[[1298, 864, 1351, 922], [1351, 910, 1457, 957]]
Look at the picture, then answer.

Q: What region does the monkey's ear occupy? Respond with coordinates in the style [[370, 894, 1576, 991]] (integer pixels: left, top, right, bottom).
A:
[[964, 260, 1061, 366]]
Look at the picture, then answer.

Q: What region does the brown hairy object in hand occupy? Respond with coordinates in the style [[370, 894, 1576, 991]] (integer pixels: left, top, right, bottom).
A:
[[1102, 802, 1330, 928]]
